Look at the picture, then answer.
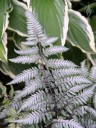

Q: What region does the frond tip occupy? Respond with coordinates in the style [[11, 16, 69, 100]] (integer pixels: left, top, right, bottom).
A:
[[12, 111, 53, 125], [7, 68, 38, 85]]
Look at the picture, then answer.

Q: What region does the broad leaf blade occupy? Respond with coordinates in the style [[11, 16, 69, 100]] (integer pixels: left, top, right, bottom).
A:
[[9, 0, 27, 36], [30, 0, 65, 44], [0, 0, 12, 62], [67, 9, 95, 53]]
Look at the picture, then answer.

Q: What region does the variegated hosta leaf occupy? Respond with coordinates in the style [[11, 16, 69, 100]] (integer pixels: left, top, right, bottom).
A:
[[0, 33, 8, 62], [30, 0, 65, 44], [0, 0, 12, 62], [61, 0, 69, 46], [67, 9, 95, 53], [9, 0, 28, 36]]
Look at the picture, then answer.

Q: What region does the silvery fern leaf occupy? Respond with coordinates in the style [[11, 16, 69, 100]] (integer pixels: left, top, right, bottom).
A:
[[53, 68, 82, 79], [80, 60, 88, 77], [44, 46, 68, 57], [9, 55, 40, 64], [52, 119, 83, 128], [22, 124, 43, 128], [25, 11, 45, 42], [90, 66, 96, 81], [22, 41, 37, 46], [41, 37, 58, 47], [11, 100, 22, 110], [68, 84, 92, 95], [20, 91, 46, 110], [29, 101, 48, 111], [46, 59, 77, 69], [7, 68, 38, 85], [15, 78, 43, 99], [74, 106, 96, 118], [87, 124, 96, 128], [55, 76, 92, 86], [69, 87, 94, 106], [0, 109, 8, 119], [13, 110, 53, 125], [14, 46, 38, 55]]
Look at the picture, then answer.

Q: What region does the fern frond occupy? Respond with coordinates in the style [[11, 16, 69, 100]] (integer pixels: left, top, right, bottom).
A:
[[74, 106, 96, 118], [9, 55, 40, 64], [80, 60, 88, 77], [87, 124, 96, 128], [46, 59, 77, 69], [52, 119, 83, 128], [70, 87, 94, 106], [7, 68, 38, 85], [15, 78, 43, 99], [11, 100, 22, 110], [90, 66, 96, 81], [29, 101, 48, 111], [22, 41, 37, 46], [0, 109, 8, 119], [69, 84, 92, 95], [14, 47, 38, 55], [53, 68, 82, 79], [20, 91, 46, 110], [25, 11, 45, 42], [41, 37, 58, 47], [44, 46, 68, 57], [55, 76, 92, 87], [74, 111, 96, 128], [13, 110, 53, 125]]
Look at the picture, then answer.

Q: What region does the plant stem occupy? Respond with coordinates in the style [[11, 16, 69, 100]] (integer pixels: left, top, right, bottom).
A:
[[78, 3, 96, 12]]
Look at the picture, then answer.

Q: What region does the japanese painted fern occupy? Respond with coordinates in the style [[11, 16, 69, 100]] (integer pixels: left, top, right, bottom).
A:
[[3, 10, 96, 128]]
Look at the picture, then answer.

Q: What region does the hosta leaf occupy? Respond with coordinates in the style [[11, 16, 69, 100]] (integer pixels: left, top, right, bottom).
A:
[[67, 9, 95, 53], [0, 33, 8, 62], [30, 0, 65, 44], [0, 0, 12, 62], [9, 0, 27, 36], [61, 0, 69, 46]]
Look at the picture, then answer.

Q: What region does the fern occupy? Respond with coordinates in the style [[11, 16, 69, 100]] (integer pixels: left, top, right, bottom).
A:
[[52, 119, 83, 128], [4, 10, 96, 128]]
